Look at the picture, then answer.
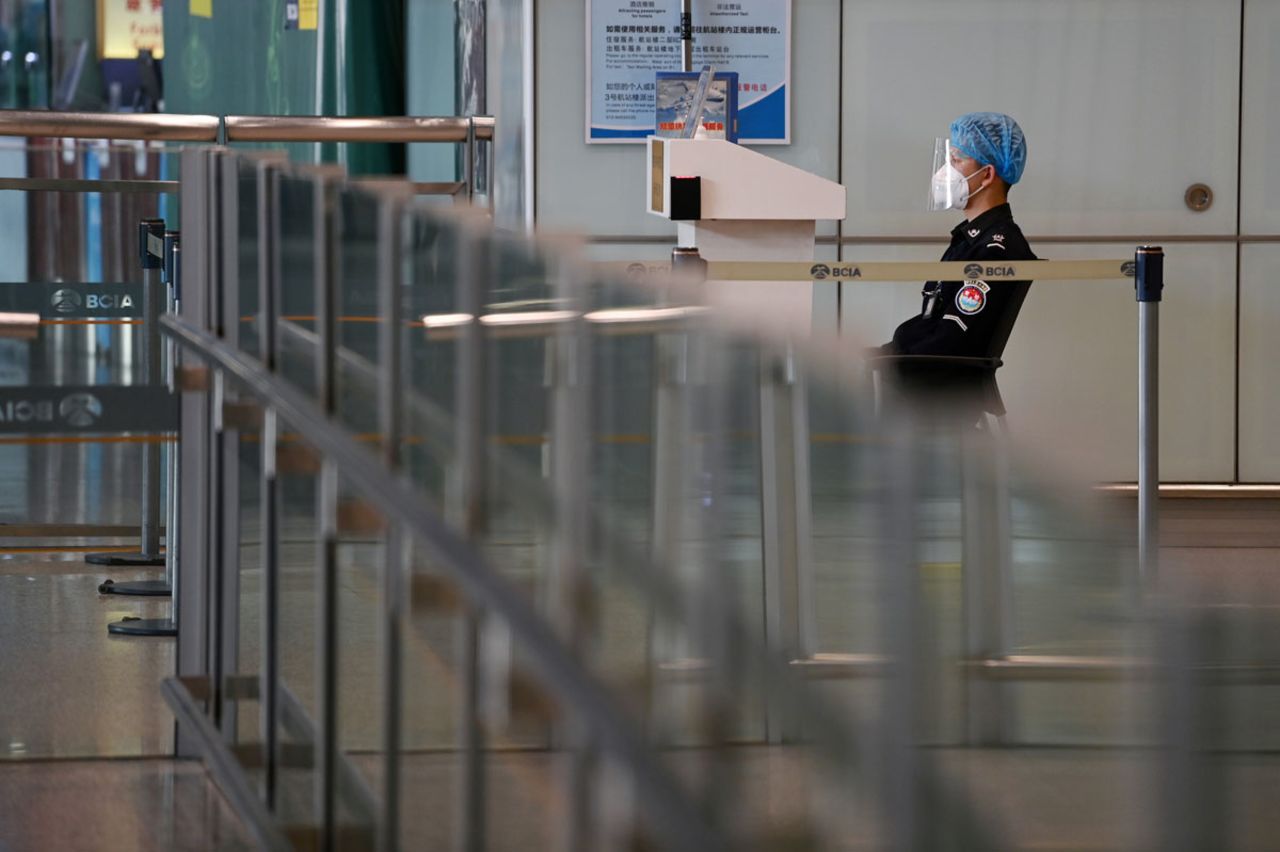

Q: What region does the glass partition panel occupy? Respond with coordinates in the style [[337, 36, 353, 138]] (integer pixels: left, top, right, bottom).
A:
[[333, 187, 381, 437], [401, 211, 465, 508], [235, 158, 262, 360], [273, 422, 323, 829], [276, 173, 320, 398], [234, 408, 264, 769]]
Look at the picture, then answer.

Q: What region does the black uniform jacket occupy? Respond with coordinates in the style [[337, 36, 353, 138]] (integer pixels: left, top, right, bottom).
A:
[[889, 203, 1036, 359]]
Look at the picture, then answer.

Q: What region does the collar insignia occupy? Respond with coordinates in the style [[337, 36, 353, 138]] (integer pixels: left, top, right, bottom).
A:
[[967, 229, 980, 238]]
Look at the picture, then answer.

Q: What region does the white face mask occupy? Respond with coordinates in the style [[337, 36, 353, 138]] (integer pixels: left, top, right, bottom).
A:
[[931, 163, 985, 211]]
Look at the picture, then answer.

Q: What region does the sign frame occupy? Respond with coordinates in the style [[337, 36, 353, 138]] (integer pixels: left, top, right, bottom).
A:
[[585, 0, 792, 146]]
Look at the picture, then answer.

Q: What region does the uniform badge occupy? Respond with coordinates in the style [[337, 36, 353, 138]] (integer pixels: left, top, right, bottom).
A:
[[956, 282, 988, 315], [992, 233, 1005, 242], [967, 228, 980, 238]]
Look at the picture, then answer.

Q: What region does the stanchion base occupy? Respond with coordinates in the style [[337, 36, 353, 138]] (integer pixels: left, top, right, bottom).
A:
[[98, 578, 171, 597], [107, 617, 177, 637], [86, 551, 165, 567]]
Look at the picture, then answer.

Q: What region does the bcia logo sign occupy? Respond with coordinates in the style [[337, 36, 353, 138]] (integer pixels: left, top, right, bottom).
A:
[[809, 264, 862, 280], [50, 289, 82, 314], [51, 288, 135, 313], [963, 264, 1018, 280], [0, 393, 103, 427], [59, 393, 103, 428]]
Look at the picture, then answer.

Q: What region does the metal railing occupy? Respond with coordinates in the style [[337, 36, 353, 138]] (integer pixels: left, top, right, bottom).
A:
[[146, 132, 1279, 849], [0, 109, 221, 141], [160, 143, 1040, 850], [0, 110, 495, 201], [162, 141, 1280, 852], [0, 110, 492, 143]]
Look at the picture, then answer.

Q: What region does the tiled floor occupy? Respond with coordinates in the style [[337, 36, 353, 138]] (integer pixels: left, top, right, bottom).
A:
[[1, 460, 1278, 850], [0, 556, 174, 760], [0, 759, 255, 852]]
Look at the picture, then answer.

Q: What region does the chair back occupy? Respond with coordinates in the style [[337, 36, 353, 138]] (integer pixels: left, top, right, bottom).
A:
[[984, 280, 1032, 358]]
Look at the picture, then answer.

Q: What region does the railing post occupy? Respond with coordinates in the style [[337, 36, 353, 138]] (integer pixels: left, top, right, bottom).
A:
[[313, 167, 341, 852], [174, 148, 215, 758], [455, 223, 489, 852], [959, 417, 1013, 744], [549, 254, 595, 852], [376, 192, 408, 852], [759, 347, 815, 743], [258, 158, 282, 810], [1136, 245, 1164, 595]]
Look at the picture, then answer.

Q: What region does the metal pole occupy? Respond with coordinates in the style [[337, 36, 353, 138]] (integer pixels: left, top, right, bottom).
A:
[[163, 232, 182, 598], [759, 349, 813, 743], [455, 228, 488, 852], [681, 0, 694, 72], [549, 256, 593, 852], [878, 413, 924, 851], [317, 461, 341, 852], [259, 157, 282, 809], [960, 421, 1012, 744], [107, 231, 183, 636], [261, 407, 281, 808], [465, 117, 476, 203], [167, 238, 183, 614], [96, 219, 170, 611], [140, 223, 165, 557], [217, 152, 245, 741], [376, 196, 406, 852], [1136, 246, 1164, 594], [173, 150, 212, 755], [313, 171, 340, 851]]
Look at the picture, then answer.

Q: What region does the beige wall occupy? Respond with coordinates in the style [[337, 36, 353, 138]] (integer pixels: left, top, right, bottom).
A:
[[537, 0, 1274, 482]]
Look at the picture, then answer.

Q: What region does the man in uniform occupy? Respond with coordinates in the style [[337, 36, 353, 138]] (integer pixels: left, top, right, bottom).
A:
[[882, 113, 1035, 407]]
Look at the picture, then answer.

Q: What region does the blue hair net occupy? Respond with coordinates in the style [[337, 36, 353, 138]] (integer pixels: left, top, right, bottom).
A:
[[950, 112, 1027, 186]]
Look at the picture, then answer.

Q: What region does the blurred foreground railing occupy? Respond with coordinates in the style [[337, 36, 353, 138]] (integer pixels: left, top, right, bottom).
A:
[[150, 136, 1280, 851], [0, 110, 495, 201]]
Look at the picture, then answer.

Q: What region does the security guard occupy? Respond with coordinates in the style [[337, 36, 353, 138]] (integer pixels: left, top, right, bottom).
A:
[[888, 113, 1035, 362]]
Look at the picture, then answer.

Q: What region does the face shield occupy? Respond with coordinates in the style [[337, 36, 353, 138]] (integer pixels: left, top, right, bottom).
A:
[[928, 137, 983, 212]]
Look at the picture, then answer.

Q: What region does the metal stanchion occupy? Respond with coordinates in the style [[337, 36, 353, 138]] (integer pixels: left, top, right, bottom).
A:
[[1136, 246, 1164, 594], [105, 229, 182, 637], [92, 218, 168, 573], [455, 227, 489, 852], [681, 0, 694, 72]]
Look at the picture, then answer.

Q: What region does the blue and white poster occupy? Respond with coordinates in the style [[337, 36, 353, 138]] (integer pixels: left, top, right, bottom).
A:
[[586, 0, 791, 144]]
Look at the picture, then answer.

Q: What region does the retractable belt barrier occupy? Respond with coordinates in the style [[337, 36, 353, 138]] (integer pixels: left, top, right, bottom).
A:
[[90, 220, 184, 641], [598, 250, 1163, 594], [598, 258, 1138, 282]]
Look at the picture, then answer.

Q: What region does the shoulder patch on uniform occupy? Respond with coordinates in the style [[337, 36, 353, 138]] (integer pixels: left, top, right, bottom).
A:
[[956, 283, 987, 315]]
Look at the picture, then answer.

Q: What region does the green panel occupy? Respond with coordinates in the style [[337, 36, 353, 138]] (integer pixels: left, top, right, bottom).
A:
[[165, 0, 318, 117], [164, 0, 408, 175], [345, 0, 407, 175]]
